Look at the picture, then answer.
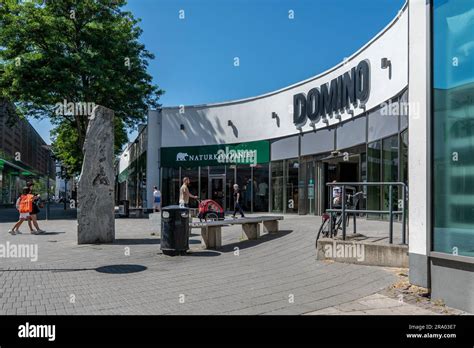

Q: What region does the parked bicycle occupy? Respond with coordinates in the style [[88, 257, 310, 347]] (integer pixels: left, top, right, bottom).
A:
[[316, 191, 365, 243]]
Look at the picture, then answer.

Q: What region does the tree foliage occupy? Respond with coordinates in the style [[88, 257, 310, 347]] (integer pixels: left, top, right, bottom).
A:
[[0, 0, 163, 174]]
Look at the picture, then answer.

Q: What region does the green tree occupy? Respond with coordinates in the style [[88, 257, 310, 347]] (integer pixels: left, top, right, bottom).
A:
[[0, 0, 163, 174]]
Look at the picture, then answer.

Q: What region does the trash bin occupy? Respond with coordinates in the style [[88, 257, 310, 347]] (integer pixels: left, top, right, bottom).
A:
[[161, 205, 190, 256], [119, 200, 130, 217]]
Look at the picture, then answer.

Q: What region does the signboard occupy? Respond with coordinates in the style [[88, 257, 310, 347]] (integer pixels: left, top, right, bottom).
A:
[[293, 59, 371, 128], [161, 141, 270, 168]]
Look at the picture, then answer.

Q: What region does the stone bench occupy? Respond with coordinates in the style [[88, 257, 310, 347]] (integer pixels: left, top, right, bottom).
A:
[[189, 216, 284, 249]]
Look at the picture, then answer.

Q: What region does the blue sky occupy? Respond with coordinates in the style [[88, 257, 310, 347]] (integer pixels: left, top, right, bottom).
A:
[[31, 0, 405, 144]]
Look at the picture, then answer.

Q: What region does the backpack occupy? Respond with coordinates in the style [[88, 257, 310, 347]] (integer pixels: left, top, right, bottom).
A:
[[18, 194, 33, 213]]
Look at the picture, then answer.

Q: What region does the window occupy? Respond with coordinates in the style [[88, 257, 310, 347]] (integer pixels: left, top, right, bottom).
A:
[[162, 168, 180, 207], [253, 164, 269, 212], [367, 140, 381, 217], [286, 159, 299, 213], [271, 161, 284, 212], [433, 0, 474, 257], [382, 135, 399, 214]]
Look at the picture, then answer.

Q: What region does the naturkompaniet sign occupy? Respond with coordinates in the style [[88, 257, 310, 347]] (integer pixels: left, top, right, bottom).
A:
[[161, 141, 269, 167]]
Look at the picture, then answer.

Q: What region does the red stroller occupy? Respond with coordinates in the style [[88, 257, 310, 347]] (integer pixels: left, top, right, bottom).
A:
[[198, 199, 225, 221]]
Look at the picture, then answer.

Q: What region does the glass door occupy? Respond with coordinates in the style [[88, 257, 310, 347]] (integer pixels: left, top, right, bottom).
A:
[[306, 161, 316, 215], [209, 175, 226, 211]]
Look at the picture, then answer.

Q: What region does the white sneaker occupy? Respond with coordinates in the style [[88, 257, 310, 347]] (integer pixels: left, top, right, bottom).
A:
[[8, 230, 16, 235], [36, 229, 46, 234], [30, 230, 38, 235]]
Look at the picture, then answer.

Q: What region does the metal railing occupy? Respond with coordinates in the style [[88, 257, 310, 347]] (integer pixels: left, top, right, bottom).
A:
[[326, 182, 407, 244]]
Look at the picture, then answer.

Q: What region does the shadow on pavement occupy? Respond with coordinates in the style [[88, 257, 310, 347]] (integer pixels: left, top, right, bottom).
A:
[[0, 264, 148, 274], [219, 230, 293, 253], [35, 232, 66, 235], [185, 250, 220, 257], [95, 264, 147, 274], [113, 238, 160, 245]]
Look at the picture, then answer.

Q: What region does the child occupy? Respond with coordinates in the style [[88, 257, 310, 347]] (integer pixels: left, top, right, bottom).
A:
[[8, 187, 35, 235]]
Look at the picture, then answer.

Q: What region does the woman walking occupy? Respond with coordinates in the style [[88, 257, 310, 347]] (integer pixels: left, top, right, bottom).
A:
[[8, 187, 34, 235], [28, 191, 46, 234]]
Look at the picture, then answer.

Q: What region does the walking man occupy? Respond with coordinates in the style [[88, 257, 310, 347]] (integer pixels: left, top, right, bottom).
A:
[[179, 177, 197, 208], [232, 184, 245, 218]]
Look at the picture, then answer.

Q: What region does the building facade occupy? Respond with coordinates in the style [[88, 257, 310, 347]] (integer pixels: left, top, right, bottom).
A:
[[146, 3, 409, 214], [117, 0, 474, 312], [0, 100, 55, 206]]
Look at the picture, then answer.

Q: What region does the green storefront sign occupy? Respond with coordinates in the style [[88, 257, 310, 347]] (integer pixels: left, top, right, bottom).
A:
[[161, 141, 269, 168]]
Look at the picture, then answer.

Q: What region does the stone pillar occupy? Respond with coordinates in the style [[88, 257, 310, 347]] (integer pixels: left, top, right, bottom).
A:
[[201, 226, 222, 249], [263, 220, 279, 233], [77, 105, 115, 244], [242, 223, 260, 240], [408, 0, 431, 288]]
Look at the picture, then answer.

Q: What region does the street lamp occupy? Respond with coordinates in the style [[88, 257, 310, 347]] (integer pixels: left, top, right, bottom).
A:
[[41, 144, 53, 220]]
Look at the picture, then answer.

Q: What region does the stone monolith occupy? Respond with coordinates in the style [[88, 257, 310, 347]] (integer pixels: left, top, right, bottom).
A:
[[77, 105, 115, 244]]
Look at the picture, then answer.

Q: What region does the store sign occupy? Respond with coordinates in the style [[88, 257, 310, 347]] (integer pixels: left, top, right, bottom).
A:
[[161, 141, 270, 167], [293, 59, 371, 128]]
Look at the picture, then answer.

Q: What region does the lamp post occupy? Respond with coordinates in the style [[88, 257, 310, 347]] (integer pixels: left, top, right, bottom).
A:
[[41, 144, 54, 220]]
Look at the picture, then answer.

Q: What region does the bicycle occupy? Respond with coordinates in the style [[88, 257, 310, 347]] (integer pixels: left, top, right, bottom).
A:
[[316, 191, 365, 243]]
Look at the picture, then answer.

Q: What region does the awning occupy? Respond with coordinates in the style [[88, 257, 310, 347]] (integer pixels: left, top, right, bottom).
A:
[[0, 158, 37, 176]]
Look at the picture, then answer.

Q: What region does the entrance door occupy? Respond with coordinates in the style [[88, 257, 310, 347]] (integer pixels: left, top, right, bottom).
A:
[[209, 175, 226, 211]]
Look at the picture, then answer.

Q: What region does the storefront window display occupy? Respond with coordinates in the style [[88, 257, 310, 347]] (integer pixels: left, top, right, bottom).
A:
[[433, 0, 474, 257], [271, 161, 284, 213], [253, 164, 269, 212], [286, 159, 299, 214]]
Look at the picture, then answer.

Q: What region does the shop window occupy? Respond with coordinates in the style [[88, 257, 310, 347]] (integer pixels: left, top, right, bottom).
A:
[[271, 161, 284, 212], [253, 164, 269, 212], [162, 168, 180, 207], [382, 135, 399, 216], [433, 0, 474, 257], [200, 166, 209, 200], [367, 140, 381, 217], [286, 159, 299, 213]]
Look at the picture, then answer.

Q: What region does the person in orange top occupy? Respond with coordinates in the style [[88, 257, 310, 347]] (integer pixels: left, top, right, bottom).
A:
[[8, 187, 35, 235]]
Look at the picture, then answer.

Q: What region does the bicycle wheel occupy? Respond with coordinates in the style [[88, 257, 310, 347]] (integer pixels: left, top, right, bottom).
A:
[[334, 213, 350, 237], [316, 218, 329, 243], [206, 212, 219, 221]]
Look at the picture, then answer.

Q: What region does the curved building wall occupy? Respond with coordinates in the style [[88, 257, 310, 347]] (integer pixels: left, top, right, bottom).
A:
[[160, 5, 408, 147]]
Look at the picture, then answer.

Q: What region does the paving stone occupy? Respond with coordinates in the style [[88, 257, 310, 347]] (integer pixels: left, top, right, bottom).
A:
[[0, 215, 452, 315]]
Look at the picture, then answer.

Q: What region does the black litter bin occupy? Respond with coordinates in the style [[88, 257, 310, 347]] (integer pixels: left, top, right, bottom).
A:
[[161, 205, 190, 256]]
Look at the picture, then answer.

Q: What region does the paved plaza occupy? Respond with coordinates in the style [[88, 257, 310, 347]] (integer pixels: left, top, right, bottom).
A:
[[0, 213, 459, 315]]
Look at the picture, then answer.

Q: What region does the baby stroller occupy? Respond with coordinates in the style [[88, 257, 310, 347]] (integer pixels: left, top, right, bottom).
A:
[[198, 199, 225, 221]]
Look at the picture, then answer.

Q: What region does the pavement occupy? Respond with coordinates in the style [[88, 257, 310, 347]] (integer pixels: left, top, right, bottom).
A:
[[0, 212, 465, 315]]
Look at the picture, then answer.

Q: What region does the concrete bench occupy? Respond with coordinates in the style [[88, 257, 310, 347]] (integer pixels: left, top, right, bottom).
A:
[[189, 216, 284, 249]]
